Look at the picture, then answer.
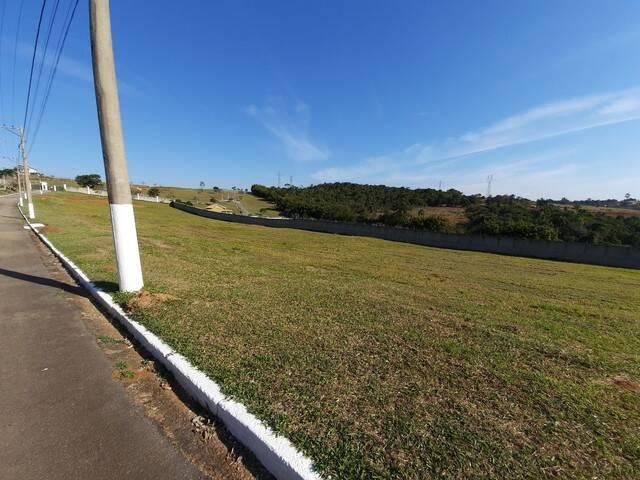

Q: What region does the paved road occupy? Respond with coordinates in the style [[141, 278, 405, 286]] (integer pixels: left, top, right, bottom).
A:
[[0, 194, 204, 480]]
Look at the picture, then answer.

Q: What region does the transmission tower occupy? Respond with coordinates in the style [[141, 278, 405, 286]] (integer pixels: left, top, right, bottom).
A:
[[486, 174, 494, 198]]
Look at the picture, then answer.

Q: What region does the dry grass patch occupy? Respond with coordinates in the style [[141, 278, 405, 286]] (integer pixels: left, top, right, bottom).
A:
[[126, 291, 179, 312]]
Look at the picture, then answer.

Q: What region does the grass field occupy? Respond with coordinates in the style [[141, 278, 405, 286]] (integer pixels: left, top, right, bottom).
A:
[[128, 186, 280, 217], [237, 192, 280, 216], [32, 193, 640, 479]]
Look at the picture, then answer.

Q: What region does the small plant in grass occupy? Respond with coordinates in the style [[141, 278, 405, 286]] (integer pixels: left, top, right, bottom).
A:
[[114, 361, 135, 379], [97, 334, 125, 345]]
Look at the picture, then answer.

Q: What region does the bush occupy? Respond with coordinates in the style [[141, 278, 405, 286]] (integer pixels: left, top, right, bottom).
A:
[[147, 187, 160, 197], [75, 174, 102, 188]]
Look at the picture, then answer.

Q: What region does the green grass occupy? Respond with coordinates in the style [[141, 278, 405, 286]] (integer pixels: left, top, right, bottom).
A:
[[131, 185, 232, 208], [238, 192, 281, 216], [97, 334, 125, 345], [33, 193, 640, 479], [128, 186, 280, 216]]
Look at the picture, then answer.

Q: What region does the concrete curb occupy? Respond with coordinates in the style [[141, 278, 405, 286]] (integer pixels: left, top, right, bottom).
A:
[[19, 207, 322, 480]]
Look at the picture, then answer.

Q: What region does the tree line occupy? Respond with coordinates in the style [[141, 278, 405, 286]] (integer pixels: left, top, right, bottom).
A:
[[252, 182, 478, 223], [252, 183, 640, 246], [467, 196, 640, 246]]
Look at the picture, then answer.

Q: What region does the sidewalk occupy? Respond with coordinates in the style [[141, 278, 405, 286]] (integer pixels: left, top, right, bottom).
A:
[[0, 195, 204, 480]]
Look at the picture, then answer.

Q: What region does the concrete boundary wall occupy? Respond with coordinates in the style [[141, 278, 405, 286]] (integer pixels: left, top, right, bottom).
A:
[[65, 186, 171, 204], [18, 205, 322, 480], [172, 201, 640, 269]]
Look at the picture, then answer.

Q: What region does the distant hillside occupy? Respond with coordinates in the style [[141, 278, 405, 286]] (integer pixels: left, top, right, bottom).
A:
[[252, 183, 640, 246], [251, 182, 479, 230]]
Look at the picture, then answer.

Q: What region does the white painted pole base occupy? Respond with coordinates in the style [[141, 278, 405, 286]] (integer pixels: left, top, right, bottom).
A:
[[27, 202, 35, 219], [109, 203, 144, 292], [19, 197, 24, 207]]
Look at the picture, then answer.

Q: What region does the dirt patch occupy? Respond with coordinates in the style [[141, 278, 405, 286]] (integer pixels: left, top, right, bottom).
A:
[[610, 374, 640, 393], [127, 290, 179, 312], [40, 225, 63, 233], [141, 237, 172, 249]]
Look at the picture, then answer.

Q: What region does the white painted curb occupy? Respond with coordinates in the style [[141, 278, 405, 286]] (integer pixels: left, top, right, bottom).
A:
[[19, 207, 322, 480]]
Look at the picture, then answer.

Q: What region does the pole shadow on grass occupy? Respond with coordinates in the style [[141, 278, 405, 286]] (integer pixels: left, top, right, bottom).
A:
[[0, 267, 89, 297]]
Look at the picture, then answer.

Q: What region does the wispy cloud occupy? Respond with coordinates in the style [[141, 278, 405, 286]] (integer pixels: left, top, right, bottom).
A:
[[246, 99, 330, 163], [312, 87, 640, 184]]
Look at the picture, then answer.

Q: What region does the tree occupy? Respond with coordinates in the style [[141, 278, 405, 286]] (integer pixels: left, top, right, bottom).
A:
[[75, 174, 102, 188], [199, 181, 205, 191], [148, 187, 160, 197], [625, 193, 631, 200]]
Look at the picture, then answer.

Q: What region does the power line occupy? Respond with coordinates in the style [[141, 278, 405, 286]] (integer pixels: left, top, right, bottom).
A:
[[29, 0, 80, 152], [26, 0, 62, 136], [11, 0, 27, 125], [0, 0, 7, 117], [23, 0, 49, 134]]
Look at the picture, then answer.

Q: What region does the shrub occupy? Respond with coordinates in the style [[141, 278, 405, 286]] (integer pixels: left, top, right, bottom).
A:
[[75, 174, 102, 188]]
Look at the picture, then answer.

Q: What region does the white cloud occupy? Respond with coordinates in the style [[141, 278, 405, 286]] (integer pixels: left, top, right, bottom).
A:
[[599, 97, 640, 116], [312, 86, 640, 185], [246, 99, 330, 163]]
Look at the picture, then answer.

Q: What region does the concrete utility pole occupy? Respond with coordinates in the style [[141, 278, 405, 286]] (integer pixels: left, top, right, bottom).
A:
[[19, 129, 35, 219], [16, 153, 24, 207], [1, 125, 34, 217], [89, 0, 143, 292]]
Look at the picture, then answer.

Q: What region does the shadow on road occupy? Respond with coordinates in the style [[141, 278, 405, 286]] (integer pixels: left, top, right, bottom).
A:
[[0, 267, 89, 297]]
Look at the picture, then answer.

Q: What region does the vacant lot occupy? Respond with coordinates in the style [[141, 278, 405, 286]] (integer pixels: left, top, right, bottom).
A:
[[238, 193, 280, 217], [408, 206, 468, 228], [128, 186, 279, 217], [33, 193, 640, 479]]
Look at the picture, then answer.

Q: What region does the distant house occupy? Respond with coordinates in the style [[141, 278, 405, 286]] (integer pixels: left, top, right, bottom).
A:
[[205, 203, 233, 214], [16, 165, 40, 175]]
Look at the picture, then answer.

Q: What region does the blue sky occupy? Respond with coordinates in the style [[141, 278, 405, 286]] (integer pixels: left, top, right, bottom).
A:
[[1, 0, 639, 199]]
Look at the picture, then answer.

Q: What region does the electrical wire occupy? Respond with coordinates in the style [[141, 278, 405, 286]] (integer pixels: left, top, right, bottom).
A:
[[0, 0, 7, 117], [11, 0, 26, 125], [25, 0, 62, 136], [23, 0, 49, 134], [28, 0, 80, 152]]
